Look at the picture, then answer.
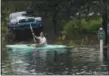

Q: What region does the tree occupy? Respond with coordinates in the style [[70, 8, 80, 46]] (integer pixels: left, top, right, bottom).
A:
[[2, 0, 108, 42]]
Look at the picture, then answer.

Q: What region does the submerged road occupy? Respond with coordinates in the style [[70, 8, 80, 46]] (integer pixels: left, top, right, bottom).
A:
[[2, 45, 109, 75]]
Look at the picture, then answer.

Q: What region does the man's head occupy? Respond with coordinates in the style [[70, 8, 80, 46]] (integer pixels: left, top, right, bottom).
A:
[[40, 32, 44, 37]]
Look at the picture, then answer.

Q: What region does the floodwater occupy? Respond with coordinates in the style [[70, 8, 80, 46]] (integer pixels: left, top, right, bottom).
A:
[[1, 45, 109, 75]]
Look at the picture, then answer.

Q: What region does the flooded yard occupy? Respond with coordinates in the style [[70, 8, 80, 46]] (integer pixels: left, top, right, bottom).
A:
[[1, 45, 109, 75]]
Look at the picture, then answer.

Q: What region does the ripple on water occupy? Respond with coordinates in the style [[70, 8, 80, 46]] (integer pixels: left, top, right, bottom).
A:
[[2, 46, 109, 75]]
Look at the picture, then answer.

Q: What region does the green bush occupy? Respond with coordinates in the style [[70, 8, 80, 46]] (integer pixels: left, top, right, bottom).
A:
[[61, 17, 102, 39]]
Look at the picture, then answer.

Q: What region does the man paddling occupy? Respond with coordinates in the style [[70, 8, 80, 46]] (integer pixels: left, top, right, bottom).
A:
[[32, 32, 47, 46]]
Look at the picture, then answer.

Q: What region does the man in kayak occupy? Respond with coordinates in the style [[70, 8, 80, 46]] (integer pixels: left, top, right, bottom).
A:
[[33, 32, 47, 46]]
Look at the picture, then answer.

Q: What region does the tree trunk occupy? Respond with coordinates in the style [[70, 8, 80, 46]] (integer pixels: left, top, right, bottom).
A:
[[102, 11, 108, 45], [102, 8, 108, 60], [53, 16, 57, 35], [52, 9, 58, 35]]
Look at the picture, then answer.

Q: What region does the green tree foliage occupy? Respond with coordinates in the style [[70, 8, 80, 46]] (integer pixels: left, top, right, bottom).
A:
[[2, 9, 10, 33], [2, 0, 108, 45], [61, 16, 102, 39]]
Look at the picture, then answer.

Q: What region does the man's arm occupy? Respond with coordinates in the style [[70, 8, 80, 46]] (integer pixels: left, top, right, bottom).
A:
[[32, 33, 40, 39]]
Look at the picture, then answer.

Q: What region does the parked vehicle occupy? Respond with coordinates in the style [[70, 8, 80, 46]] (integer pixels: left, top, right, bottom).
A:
[[6, 11, 43, 43], [8, 11, 42, 30]]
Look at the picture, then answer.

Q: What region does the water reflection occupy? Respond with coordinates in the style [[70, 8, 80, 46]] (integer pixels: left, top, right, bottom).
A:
[[44, 48, 73, 75], [24, 48, 73, 75], [2, 46, 109, 75]]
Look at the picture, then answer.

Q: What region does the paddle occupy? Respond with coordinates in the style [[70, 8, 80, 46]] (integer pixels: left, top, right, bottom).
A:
[[29, 24, 36, 43]]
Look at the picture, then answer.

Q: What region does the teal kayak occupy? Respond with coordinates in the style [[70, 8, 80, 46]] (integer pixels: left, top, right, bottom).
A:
[[6, 44, 67, 49], [6, 44, 68, 53]]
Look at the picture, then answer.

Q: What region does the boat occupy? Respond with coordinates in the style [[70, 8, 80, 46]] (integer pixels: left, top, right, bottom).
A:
[[6, 44, 69, 54]]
